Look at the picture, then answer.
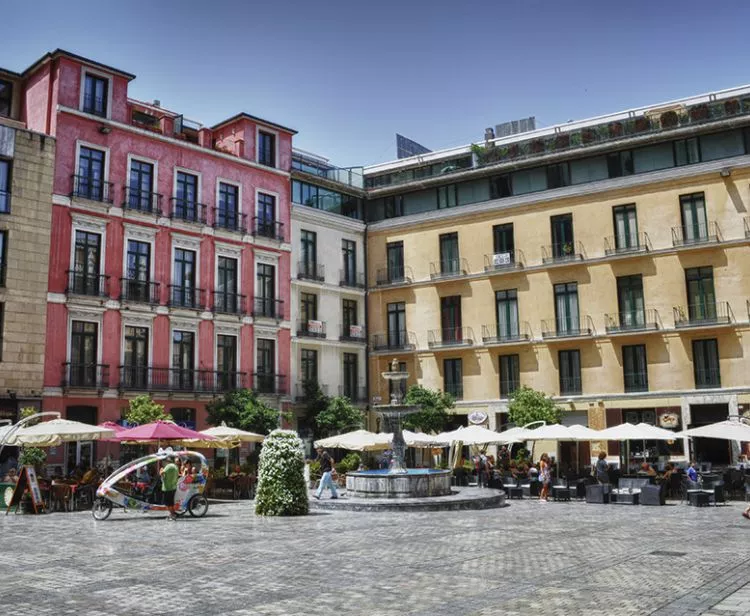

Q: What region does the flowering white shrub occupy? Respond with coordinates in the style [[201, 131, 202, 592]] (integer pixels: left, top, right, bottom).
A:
[[255, 429, 309, 516]]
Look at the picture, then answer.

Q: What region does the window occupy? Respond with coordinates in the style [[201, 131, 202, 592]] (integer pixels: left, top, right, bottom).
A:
[[301, 349, 318, 383], [217, 334, 238, 390], [570, 156, 608, 184], [70, 321, 98, 386], [0, 303, 5, 361], [128, 159, 155, 212], [674, 138, 700, 166], [439, 232, 459, 275], [0, 231, 6, 287], [440, 296, 462, 343], [496, 289, 519, 340], [493, 223, 514, 261], [386, 241, 404, 282], [172, 248, 197, 308], [387, 302, 406, 347], [499, 354, 520, 398], [124, 240, 151, 302], [685, 267, 716, 321], [72, 230, 102, 295], [300, 292, 318, 323], [616, 275, 645, 329], [612, 204, 639, 251], [76, 147, 106, 201], [256, 193, 276, 237], [680, 192, 708, 242], [511, 167, 546, 195], [172, 331, 195, 390], [559, 350, 581, 395], [546, 163, 570, 189], [82, 73, 108, 117], [217, 182, 240, 231], [0, 159, 11, 213], [216, 256, 239, 314], [389, 361, 407, 401], [554, 282, 579, 334], [171, 408, 196, 430], [123, 326, 149, 388], [489, 174, 512, 199], [342, 299, 358, 333], [633, 142, 674, 173], [606, 151, 634, 178], [437, 184, 457, 209], [701, 130, 745, 162], [623, 344, 648, 392], [444, 359, 463, 399], [0, 79, 11, 118], [693, 339, 720, 389], [384, 195, 404, 219], [258, 131, 276, 167], [342, 240, 357, 286], [256, 263, 276, 317], [175, 171, 199, 221], [300, 230, 317, 276], [343, 353, 358, 400], [551, 214, 574, 259], [256, 339, 276, 393]]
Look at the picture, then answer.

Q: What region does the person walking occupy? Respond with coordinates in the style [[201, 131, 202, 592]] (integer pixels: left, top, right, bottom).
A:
[[539, 453, 551, 502], [313, 446, 338, 500], [160, 455, 179, 521], [595, 451, 610, 484]]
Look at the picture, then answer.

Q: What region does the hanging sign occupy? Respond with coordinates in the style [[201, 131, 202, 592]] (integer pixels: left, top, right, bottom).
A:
[[658, 413, 680, 429], [468, 411, 488, 425]]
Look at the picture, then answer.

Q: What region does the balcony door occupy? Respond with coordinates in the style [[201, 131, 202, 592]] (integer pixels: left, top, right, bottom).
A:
[[554, 282, 579, 334], [439, 232, 459, 274], [680, 192, 707, 242], [70, 321, 98, 387], [343, 353, 358, 400], [300, 292, 317, 324], [343, 299, 358, 335], [257, 193, 275, 235], [257, 339, 276, 393], [551, 214, 574, 258], [342, 239, 356, 284], [693, 338, 720, 389], [173, 249, 196, 307], [443, 358, 463, 399], [77, 147, 105, 200], [128, 159, 154, 211], [172, 331, 195, 390], [387, 302, 406, 347], [496, 289, 519, 339], [616, 275, 645, 328], [613, 204, 638, 250], [217, 334, 238, 390], [123, 326, 149, 388], [300, 230, 317, 276], [175, 171, 198, 220], [73, 231, 101, 295], [386, 241, 404, 281], [126, 240, 151, 302], [216, 256, 238, 313], [440, 296, 462, 343], [301, 349, 318, 384], [685, 267, 716, 321], [493, 223, 515, 263], [256, 263, 275, 316], [218, 182, 239, 229]]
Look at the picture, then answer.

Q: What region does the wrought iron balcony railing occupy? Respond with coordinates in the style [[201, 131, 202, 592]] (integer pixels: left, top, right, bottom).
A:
[[339, 270, 366, 289], [297, 319, 327, 338], [212, 291, 246, 316], [340, 324, 366, 342], [541, 315, 594, 339], [484, 249, 524, 271], [66, 271, 109, 297], [371, 330, 416, 351], [251, 217, 284, 241], [481, 323, 532, 344], [120, 278, 160, 304], [671, 222, 722, 246], [339, 385, 368, 403], [253, 372, 286, 395], [168, 285, 206, 310], [123, 187, 162, 214], [429, 258, 469, 280], [169, 197, 207, 225], [744, 217, 750, 239], [695, 368, 721, 390], [119, 366, 247, 392], [604, 232, 652, 256], [560, 377, 582, 396], [541, 242, 586, 264], [213, 208, 247, 233], [252, 297, 284, 320], [62, 362, 110, 389], [673, 302, 733, 327], [624, 371, 649, 393], [427, 327, 475, 348], [604, 309, 660, 333], [375, 265, 414, 286], [71, 174, 113, 204], [297, 261, 325, 282]]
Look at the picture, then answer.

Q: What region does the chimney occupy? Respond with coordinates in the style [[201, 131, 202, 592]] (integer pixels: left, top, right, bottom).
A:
[[153, 100, 161, 107]]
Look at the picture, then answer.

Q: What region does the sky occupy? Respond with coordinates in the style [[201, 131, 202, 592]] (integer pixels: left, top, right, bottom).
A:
[[5, 0, 750, 168]]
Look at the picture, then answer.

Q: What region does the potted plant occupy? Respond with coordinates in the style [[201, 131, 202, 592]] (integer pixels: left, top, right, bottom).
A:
[[554, 134, 570, 150], [563, 242, 574, 256], [690, 103, 709, 122], [724, 98, 740, 115], [530, 139, 545, 154], [581, 128, 597, 144], [633, 117, 650, 132], [507, 144, 520, 159], [608, 121, 624, 138], [19, 447, 46, 475], [660, 110, 679, 128]]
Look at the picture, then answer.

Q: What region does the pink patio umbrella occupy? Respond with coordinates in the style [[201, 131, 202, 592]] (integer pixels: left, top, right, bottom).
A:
[[114, 420, 216, 445]]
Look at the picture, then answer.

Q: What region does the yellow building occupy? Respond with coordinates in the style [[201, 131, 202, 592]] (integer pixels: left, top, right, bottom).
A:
[[364, 87, 750, 467]]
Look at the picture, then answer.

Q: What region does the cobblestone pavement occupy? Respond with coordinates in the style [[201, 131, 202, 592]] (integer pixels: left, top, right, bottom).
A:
[[1, 495, 749, 615]]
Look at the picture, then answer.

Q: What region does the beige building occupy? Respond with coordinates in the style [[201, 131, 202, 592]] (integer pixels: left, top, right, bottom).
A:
[[0, 69, 54, 419], [364, 86, 750, 467]]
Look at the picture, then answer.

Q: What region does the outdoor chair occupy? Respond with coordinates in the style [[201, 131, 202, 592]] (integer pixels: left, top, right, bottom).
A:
[[551, 480, 571, 502], [585, 483, 610, 504], [640, 483, 665, 506], [50, 484, 72, 512], [521, 480, 541, 498], [668, 473, 683, 499], [233, 476, 252, 499]]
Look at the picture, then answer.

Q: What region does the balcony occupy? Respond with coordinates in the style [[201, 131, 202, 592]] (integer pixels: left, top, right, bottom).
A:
[[429, 258, 469, 280], [251, 217, 285, 241], [339, 270, 366, 289], [295, 382, 329, 401], [560, 377, 582, 396], [340, 324, 366, 343], [671, 222, 722, 247], [375, 265, 414, 286], [604, 233, 652, 256], [297, 261, 325, 282], [120, 279, 160, 305], [212, 291, 246, 316], [445, 384, 463, 401], [695, 368, 721, 390], [427, 326, 475, 349], [70, 174, 113, 204], [66, 271, 109, 298], [541, 242, 585, 264], [62, 363, 110, 389], [123, 187, 162, 215], [252, 297, 284, 320], [169, 197, 207, 225], [297, 319, 327, 339], [213, 208, 247, 233], [119, 366, 247, 392], [371, 330, 416, 352], [541, 316, 594, 339], [253, 372, 286, 395], [484, 249, 525, 272], [673, 302, 733, 328], [481, 323, 532, 345], [624, 371, 649, 393], [339, 385, 368, 403], [168, 285, 206, 310], [291, 158, 365, 189], [604, 309, 661, 334]]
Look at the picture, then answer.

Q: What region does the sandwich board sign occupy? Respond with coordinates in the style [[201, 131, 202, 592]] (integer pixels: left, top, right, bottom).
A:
[[6, 465, 45, 515]]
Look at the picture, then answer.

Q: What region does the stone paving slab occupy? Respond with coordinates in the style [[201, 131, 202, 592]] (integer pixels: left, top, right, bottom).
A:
[[0, 498, 748, 615]]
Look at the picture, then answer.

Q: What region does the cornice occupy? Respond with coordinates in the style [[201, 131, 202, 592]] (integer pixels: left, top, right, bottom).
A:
[[291, 204, 366, 234]]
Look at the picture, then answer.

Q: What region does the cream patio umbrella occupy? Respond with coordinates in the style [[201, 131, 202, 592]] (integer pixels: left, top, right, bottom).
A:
[[438, 424, 520, 446], [199, 423, 265, 442], [13, 418, 116, 447], [597, 422, 675, 473], [314, 429, 394, 452], [676, 420, 750, 442]]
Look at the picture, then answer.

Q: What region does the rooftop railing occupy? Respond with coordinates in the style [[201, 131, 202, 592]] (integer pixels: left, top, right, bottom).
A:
[[291, 158, 365, 189]]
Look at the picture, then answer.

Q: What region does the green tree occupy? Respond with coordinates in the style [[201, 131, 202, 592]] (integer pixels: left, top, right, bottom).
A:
[[315, 396, 364, 438], [302, 381, 331, 439], [255, 429, 308, 516], [206, 389, 279, 435], [18, 407, 46, 469], [124, 395, 172, 425], [507, 386, 562, 427], [401, 385, 453, 434]]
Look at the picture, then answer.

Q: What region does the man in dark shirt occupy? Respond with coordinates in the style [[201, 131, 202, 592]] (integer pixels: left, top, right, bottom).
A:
[[313, 446, 338, 500]]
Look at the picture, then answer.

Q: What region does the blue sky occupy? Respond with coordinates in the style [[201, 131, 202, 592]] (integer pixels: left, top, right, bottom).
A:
[[4, 0, 750, 167]]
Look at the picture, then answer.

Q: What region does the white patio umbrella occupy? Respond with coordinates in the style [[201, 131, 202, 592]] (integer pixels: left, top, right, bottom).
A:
[[498, 426, 535, 441], [521, 424, 600, 475], [438, 425, 518, 446], [200, 423, 265, 442], [314, 429, 393, 452], [676, 420, 750, 442], [597, 422, 675, 474], [403, 430, 448, 447], [13, 418, 116, 447]]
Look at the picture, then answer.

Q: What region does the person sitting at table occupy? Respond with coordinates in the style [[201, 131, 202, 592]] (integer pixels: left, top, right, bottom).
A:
[[68, 464, 84, 481], [181, 461, 194, 477], [229, 464, 244, 478], [136, 466, 151, 484], [639, 462, 657, 477], [686, 461, 699, 483], [528, 464, 539, 480], [3, 467, 18, 484]]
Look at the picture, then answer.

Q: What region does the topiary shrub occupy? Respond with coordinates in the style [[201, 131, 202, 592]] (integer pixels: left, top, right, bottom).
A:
[[255, 429, 308, 516]]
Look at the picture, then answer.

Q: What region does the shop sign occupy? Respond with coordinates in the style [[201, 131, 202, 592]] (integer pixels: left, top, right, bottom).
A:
[[468, 411, 488, 425], [658, 413, 680, 429]]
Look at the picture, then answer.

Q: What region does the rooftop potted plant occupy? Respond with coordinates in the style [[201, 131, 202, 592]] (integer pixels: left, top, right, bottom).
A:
[[530, 139, 545, 154], [660, 110, 679, 129], [554, 134, 570, 150], [690, 103, 709, 122], [608, 121, 624, 138], [633, 117, 650, 133], [581, 128, 597, 144], [724, 98, 740, 115]]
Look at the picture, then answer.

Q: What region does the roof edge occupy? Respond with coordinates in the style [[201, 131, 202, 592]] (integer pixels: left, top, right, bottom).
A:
[[211, 112, 297, 135], [22, 49, 137, 81]]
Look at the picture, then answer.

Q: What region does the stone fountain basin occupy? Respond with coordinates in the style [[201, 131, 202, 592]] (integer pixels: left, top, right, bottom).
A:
[[346, 469, 452, 499]]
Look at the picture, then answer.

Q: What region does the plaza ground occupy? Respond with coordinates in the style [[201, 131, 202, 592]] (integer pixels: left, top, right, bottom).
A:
[[1, 495, 749, 615]]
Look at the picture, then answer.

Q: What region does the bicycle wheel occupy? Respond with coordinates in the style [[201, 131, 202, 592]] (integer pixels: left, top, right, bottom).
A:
[[92, 498, 113, 521], [187, 494, 209, 518]]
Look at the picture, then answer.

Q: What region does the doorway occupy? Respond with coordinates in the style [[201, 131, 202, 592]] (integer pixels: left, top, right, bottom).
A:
[[65, 406, 97, 473], [689, 403, 730, 465]]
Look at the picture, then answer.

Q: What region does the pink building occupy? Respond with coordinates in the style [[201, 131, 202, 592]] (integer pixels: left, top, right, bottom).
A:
[[20, 50, 294, 469]]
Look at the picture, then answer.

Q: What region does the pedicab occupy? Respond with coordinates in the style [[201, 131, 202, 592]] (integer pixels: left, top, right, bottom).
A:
[[92, 449, 209, 521]]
